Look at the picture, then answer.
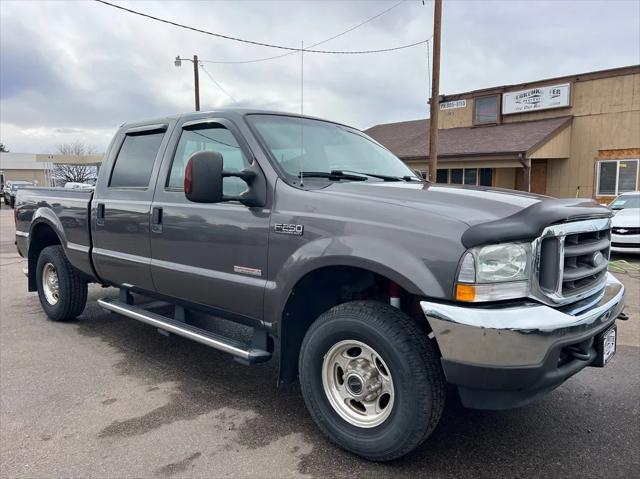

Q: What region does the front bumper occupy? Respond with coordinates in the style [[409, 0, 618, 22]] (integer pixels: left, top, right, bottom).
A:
[[610, 233, 640, 254], [420, 273, 625, 410]]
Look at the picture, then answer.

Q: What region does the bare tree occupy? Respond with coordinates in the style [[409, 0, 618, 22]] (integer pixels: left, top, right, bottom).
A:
[[55, 140, 97, 156], [52, 141, 99, 186]]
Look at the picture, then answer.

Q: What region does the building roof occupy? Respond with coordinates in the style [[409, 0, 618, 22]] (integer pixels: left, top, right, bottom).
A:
[[365, 116, 572, 159], [439, 64, 639, 102], [0, 153, 49, 170]]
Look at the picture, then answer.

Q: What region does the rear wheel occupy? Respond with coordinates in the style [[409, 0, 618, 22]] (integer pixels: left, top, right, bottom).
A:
[[36, 245, 87, 321], [299, 300, 445, 461]]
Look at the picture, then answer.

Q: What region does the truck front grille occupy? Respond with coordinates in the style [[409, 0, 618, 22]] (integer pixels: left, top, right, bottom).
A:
[[535, 218, 611, 305]]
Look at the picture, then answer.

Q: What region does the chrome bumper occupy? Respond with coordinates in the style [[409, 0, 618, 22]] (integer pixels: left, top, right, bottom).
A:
[[420, 272, 625, 368]]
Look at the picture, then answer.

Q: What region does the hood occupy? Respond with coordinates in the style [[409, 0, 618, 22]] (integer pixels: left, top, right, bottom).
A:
[[322, 181, 543, 225], [320, 181, 612, 247], [612, 208, 640, 227]]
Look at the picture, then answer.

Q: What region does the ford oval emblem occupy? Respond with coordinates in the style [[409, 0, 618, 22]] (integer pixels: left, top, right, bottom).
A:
[[592, 251, 605, 267]]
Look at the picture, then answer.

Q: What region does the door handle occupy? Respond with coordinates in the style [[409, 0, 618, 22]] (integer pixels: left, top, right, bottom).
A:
[[151, 207, 163, 233], [96, 203, 105, 226]]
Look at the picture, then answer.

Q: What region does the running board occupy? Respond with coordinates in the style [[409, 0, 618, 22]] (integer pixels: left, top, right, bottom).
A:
[[97, 297, 271, 365]]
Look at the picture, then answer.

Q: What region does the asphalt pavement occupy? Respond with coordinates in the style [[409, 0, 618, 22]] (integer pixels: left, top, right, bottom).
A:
[[1, 206, 638, 478]]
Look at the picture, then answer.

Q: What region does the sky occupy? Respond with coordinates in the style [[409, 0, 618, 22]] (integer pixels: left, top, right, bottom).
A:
[[1, 0, 639, 154]]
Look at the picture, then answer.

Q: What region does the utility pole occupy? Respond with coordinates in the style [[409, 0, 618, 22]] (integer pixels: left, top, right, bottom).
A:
[[193, 55, 200, 111], [174, 55, 200, 111], [428, 0, 442, 181]]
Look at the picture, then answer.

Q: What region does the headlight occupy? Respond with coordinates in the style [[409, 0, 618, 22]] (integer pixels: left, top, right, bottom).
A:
[[455, 242, 532, 302]]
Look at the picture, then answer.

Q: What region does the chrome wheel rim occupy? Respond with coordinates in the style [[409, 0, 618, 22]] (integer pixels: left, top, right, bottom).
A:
[[322, 340, 394, 428], [42, 263, 60, 305]]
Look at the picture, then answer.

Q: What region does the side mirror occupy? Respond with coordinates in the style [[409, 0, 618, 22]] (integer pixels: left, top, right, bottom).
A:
[[184, 150, 264, 207], [184, 151, 224, 203]]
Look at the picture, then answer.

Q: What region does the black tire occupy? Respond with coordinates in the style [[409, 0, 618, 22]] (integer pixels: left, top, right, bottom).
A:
[[36, 245, 87, 321], [3, 195, 9, 205], [10, 197, 15, 208], [299, 300, 446, 461]]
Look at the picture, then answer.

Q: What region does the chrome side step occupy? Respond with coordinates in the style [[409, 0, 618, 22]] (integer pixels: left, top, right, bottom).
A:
[[97, 297, 271, 364]]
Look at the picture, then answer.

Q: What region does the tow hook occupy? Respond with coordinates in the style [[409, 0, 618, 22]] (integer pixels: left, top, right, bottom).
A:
[[617, 311, 629, 321]]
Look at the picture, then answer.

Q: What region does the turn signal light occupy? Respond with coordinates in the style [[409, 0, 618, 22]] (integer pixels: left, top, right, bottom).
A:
[[455, 284, 476, 302]]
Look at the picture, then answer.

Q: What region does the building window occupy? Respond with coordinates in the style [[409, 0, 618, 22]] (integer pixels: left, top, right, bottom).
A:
[[435, 168, 493, 186], [596, 159, 639, 196], [463, 169, 478, 185], [474, 95, 500, 125], [436, 169, 448, 183], [450, 168, 463, 184], [479, 168, 493, 186]]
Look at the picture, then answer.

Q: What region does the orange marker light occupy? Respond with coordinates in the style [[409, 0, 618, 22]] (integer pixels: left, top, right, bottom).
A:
[[455, 284, 476, 302]]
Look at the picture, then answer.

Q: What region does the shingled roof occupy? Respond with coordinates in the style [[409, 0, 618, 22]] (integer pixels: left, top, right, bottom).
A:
[[365, 116, 572, 159]]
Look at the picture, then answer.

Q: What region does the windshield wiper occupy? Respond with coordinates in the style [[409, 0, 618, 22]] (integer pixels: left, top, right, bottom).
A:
[[333, 169, 421, 182], [296, 171, 368, 181]]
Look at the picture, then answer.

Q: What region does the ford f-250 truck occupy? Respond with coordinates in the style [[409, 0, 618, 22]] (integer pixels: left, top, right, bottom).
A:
[[15, 110, 626, 461]]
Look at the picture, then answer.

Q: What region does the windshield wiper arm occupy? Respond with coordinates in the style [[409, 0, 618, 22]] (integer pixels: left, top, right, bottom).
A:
[[333, 169, 420, 182], [297, 171, 368, 181]]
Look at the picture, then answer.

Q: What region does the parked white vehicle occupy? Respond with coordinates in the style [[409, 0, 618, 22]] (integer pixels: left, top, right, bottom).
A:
[[609, 192, 640, 254], [63, 182, 95, 190]]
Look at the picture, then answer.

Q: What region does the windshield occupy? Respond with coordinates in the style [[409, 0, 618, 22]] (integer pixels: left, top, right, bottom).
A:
[[247, 115, 419, 182], [609, 194, 640, 210]]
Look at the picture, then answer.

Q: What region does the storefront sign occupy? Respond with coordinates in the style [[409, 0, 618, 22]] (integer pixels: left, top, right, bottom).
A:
[[440, 99, 467, 110], [502, 83, 571, 114]]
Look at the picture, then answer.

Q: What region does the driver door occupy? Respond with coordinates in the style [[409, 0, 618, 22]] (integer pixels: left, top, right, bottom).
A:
[[150, 118, 270, 322]]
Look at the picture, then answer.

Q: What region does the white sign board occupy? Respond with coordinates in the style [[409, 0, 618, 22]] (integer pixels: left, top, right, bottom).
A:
[[440, 99, 467, 110], [502, 83, 571, 115]]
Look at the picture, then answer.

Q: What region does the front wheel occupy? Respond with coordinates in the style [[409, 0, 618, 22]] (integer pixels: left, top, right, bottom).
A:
[[36, 245, 87, 321], [299, 301, 446, 461]]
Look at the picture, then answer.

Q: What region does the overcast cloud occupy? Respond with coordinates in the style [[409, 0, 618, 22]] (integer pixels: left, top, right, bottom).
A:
[[1, 0, 639, 153]]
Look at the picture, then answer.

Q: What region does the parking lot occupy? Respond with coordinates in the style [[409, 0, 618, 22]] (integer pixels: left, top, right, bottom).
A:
[[0, 205, 638, 478]]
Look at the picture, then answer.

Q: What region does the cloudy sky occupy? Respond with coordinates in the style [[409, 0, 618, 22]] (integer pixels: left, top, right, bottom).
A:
[[1, 0, 639, 153]]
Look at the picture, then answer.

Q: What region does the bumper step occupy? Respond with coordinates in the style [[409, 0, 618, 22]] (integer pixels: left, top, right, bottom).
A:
[[97, 297, 271, 365]]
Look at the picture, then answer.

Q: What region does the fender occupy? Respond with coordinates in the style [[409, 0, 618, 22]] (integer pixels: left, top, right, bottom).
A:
[[263, 234, 451, 326], [28, 208, 98, 287]]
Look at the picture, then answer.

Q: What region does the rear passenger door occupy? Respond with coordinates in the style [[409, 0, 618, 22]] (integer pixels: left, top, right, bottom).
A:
[[91, 123, 172, 291]]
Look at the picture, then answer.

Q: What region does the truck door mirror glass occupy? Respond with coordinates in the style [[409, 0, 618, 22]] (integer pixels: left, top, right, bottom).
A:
[[184, 151, 224, 203]]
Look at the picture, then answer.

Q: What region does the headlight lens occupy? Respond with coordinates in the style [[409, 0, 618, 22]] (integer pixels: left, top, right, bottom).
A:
[[475, 243, 530, 282], [455, 242, 532, 302]]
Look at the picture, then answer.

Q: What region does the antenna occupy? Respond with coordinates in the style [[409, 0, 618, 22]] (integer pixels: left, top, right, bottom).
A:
[[299, 40, 305, 187]]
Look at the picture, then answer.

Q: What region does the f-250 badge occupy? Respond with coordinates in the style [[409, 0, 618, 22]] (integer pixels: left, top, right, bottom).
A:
[[274, 223, 304, 236]]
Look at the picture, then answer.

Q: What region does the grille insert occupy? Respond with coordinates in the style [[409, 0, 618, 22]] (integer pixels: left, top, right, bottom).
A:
[[536, 219, 611, 304]]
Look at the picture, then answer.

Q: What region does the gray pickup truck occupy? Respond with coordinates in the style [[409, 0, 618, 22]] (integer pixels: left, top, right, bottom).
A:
[[15, 110, 626, 461]]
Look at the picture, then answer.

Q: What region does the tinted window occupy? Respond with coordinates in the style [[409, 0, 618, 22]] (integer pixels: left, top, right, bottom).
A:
[[436, 169, 448, 183], [474, 95, 500, 124], [479, 168, 493, 186], [463, 168, 478, 185], [167, 124, 249, 196], [110, 132, 164, 188], [597, 162, 617, 195], [450, 169, 463, 184]]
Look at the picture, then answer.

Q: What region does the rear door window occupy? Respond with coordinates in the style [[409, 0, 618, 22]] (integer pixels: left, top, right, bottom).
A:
[[109, 131, 165, 188]]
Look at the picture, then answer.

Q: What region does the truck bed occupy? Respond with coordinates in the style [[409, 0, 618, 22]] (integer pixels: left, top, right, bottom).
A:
[[15, 187, 95, 282]]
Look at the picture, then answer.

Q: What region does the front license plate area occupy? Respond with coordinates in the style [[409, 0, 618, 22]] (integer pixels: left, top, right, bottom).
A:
[[593, 326, 617, 367]]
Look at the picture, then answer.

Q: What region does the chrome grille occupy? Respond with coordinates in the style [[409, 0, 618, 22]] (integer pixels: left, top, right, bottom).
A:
[[534, 218, 611, 305]]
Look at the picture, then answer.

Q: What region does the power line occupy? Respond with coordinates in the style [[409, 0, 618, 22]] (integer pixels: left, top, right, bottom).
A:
[[95, 0, 428, 54], [202, 0, 407, 65], [199, 64, 238, 103]]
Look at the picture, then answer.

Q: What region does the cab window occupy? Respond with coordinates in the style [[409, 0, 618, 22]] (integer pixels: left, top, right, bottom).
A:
[[167, 124, 249, 196]]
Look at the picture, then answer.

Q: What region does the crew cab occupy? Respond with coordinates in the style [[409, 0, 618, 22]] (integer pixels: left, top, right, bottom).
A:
[[15, 110, 626, 461]]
